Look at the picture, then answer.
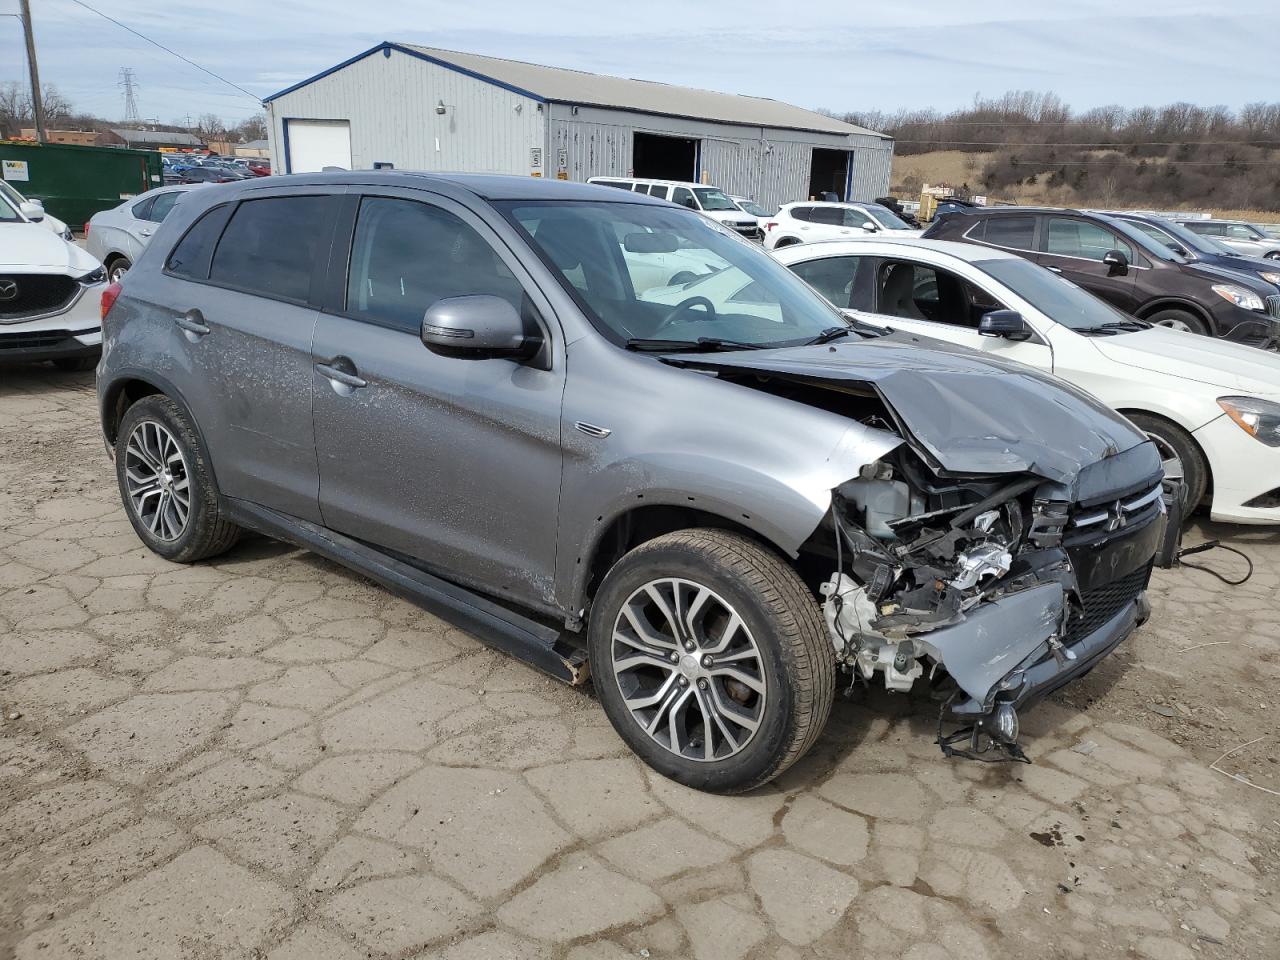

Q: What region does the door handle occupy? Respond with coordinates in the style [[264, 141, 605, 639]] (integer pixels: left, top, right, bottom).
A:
[[315, 361, 368, 390], [175, 310, 210, 337], [1045, 265, 1063, 274]]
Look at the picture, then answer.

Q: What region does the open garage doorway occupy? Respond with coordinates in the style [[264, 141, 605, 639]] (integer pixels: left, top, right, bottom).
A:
[[808, 148, 851, 200], [633, 132, 698, 181]]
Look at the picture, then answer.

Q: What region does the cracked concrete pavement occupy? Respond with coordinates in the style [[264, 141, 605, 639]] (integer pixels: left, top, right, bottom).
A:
[[2, 368, 1278, 960]]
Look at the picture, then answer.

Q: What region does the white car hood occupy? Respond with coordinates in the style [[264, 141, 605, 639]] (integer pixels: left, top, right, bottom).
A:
[[1092, 326, 1280, 397], [0, 222, 100, 274]]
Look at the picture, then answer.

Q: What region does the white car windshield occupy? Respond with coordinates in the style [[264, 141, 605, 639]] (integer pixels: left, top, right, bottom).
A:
[[977, 257, 1139, 332], [693, 188, 739, 212], [503, 200, 849, 348], [865, 204, 912, 230]]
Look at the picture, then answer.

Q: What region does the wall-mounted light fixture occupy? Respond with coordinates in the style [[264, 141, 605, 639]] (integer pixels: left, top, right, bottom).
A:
[[435, 100, 448, 116]]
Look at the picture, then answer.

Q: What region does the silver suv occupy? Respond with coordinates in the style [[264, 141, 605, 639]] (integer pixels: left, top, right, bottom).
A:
[[97, 173, 1168, 792]]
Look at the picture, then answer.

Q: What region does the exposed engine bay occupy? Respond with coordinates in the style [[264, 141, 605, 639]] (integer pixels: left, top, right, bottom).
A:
[[819, 438, 1168, 762]]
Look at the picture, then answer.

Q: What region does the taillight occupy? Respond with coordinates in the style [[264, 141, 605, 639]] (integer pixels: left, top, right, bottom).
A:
[[84, 222, 91, 237], [765, 221, 777, 232], [101, 281, 122, 321]]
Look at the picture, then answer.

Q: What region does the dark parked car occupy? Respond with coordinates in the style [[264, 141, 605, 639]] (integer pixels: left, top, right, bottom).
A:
[[1105, 213, 1280, 293], [176, 166, 246, 185], [96, 173, 1169, 790], [924, 207, 1280, 345]]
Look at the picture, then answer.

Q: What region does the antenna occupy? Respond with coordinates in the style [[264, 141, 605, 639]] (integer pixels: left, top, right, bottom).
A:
[[119, 67, 141, 125]]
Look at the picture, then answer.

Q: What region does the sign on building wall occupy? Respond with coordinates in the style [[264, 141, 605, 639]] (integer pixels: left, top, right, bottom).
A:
[[2, 159, 30, 182]]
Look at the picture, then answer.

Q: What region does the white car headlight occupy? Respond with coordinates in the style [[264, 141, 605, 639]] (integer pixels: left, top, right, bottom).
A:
[[1259, 272, 1280, 286], [1211, 284, 1265, 311], [1218, 396, 1280, 447]]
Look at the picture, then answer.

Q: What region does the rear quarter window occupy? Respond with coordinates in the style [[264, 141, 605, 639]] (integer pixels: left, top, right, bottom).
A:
[[165, 204, 233, 280], [979, 216, 1037, 251]]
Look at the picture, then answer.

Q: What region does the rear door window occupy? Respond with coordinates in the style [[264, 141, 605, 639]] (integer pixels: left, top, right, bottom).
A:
[[209, 196, 334, 302], [809, 207, 844, 225], [647, 184, 670, 199], [979, 215, 1037, 251]]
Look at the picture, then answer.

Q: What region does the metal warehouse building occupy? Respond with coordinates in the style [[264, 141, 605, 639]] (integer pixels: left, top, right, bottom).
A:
[[264, 42, 893, 209]]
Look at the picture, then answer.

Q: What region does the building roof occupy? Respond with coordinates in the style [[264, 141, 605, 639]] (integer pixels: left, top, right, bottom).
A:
[[239, 139, 269, 149], [111, 128, 202, 146], [265, 42, 888, 140]]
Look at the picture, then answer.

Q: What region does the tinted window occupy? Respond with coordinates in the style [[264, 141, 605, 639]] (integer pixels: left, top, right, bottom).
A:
[[1183, 221, 1218, 236], [810, 207, 844, 225], [166, 204, 232, 279], [346, 197, 524, 333], [981, 215, 1036, 250], [647, 184, 669, 199], [209, 196, 332, 301], [149, 191, 181, 222], [131, 197, 156, 220], [789, 206, 812, 222], [790, 255, 863, 308], [630, 183, 648, 193], [1044, 217, 1133, 262], [672, 187, 696, 209]]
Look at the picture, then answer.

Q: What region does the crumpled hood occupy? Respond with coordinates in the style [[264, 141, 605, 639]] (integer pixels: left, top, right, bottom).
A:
[[1091, 327, 1280, 397], [670, 331, 1152, 485], [0, 222, 99, 274]]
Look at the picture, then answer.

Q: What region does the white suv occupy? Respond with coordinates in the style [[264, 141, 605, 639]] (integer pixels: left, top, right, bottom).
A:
[[0, 191, 106, 371], [763, 201, 922, 250], [587, 178, 760, 237]]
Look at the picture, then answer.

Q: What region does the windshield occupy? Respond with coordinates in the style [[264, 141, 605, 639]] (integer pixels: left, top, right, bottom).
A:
[[501, 200, 847, 347], [693, 188, 739, 212], [978, 257, 1137, 332], [736, 199, 771, 218], [865, 204, 911, 230]]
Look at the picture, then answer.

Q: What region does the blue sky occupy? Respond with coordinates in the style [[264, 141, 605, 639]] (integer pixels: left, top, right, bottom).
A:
[[2, 1, 1274, 127]]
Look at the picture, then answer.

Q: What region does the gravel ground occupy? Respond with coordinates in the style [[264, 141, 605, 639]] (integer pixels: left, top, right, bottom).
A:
[[2, 366, 1278, 960]]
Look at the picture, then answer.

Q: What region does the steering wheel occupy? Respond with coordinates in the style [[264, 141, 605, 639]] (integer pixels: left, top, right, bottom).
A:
[[656, 296, 717, 332]]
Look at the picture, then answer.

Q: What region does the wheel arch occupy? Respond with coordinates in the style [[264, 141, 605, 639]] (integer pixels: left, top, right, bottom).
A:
[[572, 502, 796, 623], [1135, 298, 1216, 335], [1116, 406, 1214, 503], [100, 373, 220, 488]]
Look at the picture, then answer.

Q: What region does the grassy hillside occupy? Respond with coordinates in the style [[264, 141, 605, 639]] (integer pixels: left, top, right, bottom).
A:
[[890, 151, 1280, 222]]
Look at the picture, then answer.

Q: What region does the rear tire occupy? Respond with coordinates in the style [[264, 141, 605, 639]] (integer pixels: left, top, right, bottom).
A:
[[106, 256, 132, 284], [1126, 412, 1207, 513], [115, 395, 241, 562], [588, 529, 833, 793], [1147, 309, 1207, 336]]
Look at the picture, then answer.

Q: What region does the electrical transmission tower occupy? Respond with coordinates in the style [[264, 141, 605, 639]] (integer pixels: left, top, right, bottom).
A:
[[119, 68, 141, 125]]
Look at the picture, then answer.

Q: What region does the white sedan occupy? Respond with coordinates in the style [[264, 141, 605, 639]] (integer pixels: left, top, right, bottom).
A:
[[86, 185, 202, 283], [774, 238, 1280, 525]]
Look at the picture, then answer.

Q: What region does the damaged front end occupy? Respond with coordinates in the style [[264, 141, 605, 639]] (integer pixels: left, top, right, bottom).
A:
[[819, 443, 1170, 763]]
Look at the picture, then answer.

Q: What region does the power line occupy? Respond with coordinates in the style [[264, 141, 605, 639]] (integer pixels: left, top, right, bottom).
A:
[[62, 0, 261, 104]]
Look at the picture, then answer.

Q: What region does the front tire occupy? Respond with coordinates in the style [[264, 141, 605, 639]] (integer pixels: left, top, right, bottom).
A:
[[1147, 308, 1207, 336], [588, 529, 833, 793], [115, 395, 240, 562], [1126, 412, 1208, 513]]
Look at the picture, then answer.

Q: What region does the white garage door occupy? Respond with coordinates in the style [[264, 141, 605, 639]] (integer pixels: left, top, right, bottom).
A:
[[285, 119, 352, 173]]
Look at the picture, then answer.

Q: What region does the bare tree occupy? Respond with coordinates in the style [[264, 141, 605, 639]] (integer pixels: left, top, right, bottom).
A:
[[194, 113, 226, 144], [234, 112, 267, 142]]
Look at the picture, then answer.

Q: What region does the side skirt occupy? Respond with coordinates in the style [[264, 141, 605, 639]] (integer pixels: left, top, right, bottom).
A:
[[224, 499, 589, 685]]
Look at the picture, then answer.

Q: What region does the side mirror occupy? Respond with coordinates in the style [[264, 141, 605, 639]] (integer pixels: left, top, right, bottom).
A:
[[978, 309, 1033, 341], [421, 295, 540, 360], [1102, 250, 1129, 275], [1168, 244, 1188, 257], [860, 222, 878, 233], [19, 200, 44, 222]]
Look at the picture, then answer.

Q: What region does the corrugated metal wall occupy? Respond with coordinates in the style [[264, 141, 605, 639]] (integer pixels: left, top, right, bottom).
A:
[[549, 106, 893, 209], [267, 47, 546, 175]]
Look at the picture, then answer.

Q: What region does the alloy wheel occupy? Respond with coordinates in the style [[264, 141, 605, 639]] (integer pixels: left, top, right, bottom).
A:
[[1153, 316, 1193, 333], [610, 577, 767, 762], [123, 420, 191, 541], [109, 262, 130, 283]]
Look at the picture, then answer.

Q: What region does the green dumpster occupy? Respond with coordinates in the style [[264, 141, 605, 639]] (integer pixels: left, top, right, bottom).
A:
[[0, 141, 163, 230]]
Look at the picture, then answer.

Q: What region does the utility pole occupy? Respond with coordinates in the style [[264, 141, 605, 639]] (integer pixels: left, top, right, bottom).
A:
[[119, 68, 141, 126], [18, 0, 47, 143]]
